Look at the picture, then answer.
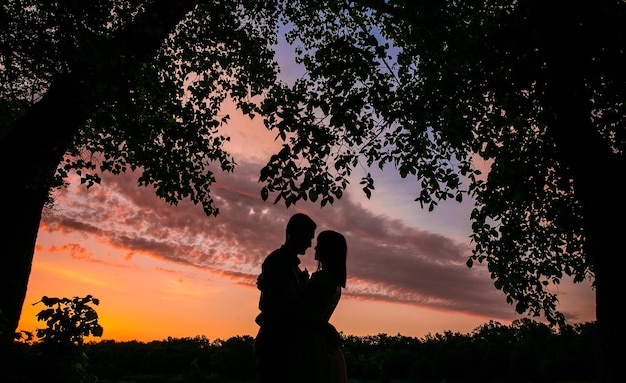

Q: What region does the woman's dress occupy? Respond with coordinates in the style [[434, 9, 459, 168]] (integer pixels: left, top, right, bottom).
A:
[[302, 269, 348, 383]]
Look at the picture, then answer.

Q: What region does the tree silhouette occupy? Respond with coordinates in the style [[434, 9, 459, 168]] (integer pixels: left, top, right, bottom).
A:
[[1, 1, 623, 381], [33, 295, 103, 383], [256, 1, 624, 381], [1, 0, 278, 345]]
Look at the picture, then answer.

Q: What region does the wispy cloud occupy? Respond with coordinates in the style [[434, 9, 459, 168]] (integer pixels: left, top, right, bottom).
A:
[[38, 158, 533, 323]]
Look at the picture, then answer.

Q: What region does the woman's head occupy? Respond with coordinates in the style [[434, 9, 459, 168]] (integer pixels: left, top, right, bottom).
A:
[[314, 230, 347, 287]]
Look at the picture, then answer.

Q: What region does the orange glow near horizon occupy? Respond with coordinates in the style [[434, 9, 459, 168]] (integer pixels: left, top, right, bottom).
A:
[[19, 244, 262, 343], [19, 229, 596, 344]]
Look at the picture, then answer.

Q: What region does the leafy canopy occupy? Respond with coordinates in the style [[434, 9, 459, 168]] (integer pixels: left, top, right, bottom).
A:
[[257, 0, 615, 324]]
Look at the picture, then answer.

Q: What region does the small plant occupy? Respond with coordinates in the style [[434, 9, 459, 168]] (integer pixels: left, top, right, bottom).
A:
[[35, 295, 103, 345], [34, 294, 103, 383]]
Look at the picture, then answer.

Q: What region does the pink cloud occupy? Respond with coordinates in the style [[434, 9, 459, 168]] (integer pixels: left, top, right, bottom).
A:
[[39, 158, 593, 324]]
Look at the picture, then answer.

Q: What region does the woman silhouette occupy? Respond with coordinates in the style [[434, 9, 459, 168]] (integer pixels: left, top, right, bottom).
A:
[[302, 230, 348, 383]]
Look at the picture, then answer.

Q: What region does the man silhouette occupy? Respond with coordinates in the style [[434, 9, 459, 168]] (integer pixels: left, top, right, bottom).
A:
[[253, 213, 320, 383]]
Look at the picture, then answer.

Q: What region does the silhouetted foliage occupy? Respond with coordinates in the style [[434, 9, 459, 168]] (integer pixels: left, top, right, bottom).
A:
[[6, 319, 598, 382], [2, 295, 102, 383]]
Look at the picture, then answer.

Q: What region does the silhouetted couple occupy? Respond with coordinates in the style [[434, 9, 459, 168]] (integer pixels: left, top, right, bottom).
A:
[[254, 213, 348, 383]]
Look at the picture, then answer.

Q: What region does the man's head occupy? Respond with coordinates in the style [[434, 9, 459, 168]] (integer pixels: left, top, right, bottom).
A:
[[285, 213, 317, 255]]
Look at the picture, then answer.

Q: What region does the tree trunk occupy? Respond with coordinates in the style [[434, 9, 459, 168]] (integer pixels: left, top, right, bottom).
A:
[[0, 67, 111, 347], [543, 57, 624, 383], [562, 108, 625, 383], [564, 117, 625, 383], [0, 184, 44, 345], [553, 98, 624, 383]]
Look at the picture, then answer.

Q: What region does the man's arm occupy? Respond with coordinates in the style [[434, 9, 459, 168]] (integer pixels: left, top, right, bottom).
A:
[[258, 256, 321, 327]]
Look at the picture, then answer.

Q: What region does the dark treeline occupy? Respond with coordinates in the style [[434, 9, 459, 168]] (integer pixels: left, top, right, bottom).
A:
[[8, 318, 597, 383]]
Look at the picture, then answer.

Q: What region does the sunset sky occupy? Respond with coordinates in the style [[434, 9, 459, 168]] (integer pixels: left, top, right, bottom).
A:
[[17, 34, 596, 344]]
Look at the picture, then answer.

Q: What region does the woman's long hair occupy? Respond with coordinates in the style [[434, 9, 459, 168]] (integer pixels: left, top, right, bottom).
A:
[[316, 230, 347, 288]]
